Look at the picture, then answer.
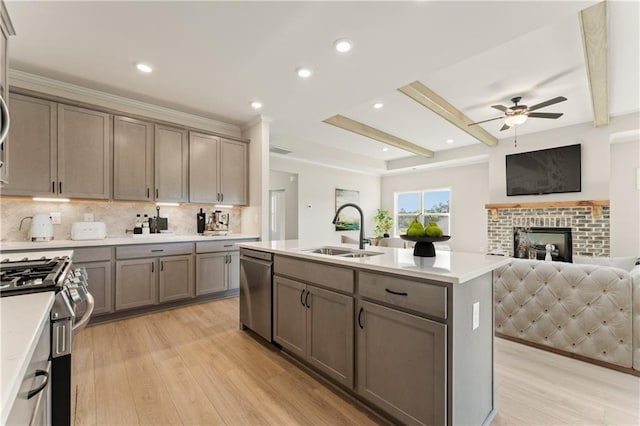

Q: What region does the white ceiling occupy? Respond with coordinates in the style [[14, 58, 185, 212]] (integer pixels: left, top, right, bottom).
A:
[[5, 1, 640, 174]]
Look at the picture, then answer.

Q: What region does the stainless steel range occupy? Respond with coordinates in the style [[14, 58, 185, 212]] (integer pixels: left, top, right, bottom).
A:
[[0, 252, 94, 426]]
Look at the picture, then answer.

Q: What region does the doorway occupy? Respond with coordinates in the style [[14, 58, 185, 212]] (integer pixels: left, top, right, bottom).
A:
[[269, 189, 286, 240]]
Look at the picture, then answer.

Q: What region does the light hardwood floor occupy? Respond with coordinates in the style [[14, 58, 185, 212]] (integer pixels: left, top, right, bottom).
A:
[[72, 297, 640, 425]]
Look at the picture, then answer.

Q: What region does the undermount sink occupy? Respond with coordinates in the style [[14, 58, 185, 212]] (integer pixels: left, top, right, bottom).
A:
[[301, 246, 382, 258]]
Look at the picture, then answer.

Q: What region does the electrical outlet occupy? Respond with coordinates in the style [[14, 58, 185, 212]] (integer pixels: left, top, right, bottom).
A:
[[84, 213, 94, 222], [472, 302, 480, 330], [50, 212, 61, 225]]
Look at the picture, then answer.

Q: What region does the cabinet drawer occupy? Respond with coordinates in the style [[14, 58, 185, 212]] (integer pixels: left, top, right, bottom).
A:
[[274, 256, 354, 294], [359, 271, 447, 319], [73, 246, 112, 262], [195, 240, 239, 253], [116, 242, 192, 259]]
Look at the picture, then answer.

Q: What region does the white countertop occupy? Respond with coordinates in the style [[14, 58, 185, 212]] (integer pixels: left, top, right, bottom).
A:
[[238, 240, 511, 284], [0, 292, 55, 424], [0, 234, 259, 251]]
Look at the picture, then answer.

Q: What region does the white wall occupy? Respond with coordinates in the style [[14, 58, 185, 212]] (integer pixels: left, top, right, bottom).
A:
[[270, 157, 381, 243], [488, 113, 640, 203], [610, 138, 640, 256], [381, 162, 489, 253], [241, 118, 270, 240], [269, 170, 299, 239]]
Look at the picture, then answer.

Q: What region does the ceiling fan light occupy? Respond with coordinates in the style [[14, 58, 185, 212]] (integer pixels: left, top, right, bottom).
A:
[[505, 114, 528, 127]]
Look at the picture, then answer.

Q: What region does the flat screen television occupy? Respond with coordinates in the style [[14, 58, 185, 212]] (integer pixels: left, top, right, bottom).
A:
[[506, 144, 581, 196]]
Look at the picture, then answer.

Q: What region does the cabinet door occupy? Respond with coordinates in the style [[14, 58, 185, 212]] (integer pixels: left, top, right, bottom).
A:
[[113, 116, 153, 201], [189, 131, 219, 203], [227, 251, 240, 290], [159, 254, 194, 303], [57, 104, 110, 199], [273, 276, 307, 358], [306, 285, 354, 388], [2, 94, 57, 196], [195, 252, 226, 295], [219, 138, 247, 205], [357, 300, 446, 426], [155, 124, 188, 202], [77, 260, 113, 316], [115, 259, 156, 310]]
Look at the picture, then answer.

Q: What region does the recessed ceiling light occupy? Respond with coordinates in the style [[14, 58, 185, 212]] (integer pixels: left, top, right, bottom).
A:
[[373, 102, 384, 109], [382, 147, 389, 152], [296, 67, 312, 78], [251, 101, 263, 109], [136, 63, 153, 73], [334, 39, 352, 53], [446, 139, 454, 144]]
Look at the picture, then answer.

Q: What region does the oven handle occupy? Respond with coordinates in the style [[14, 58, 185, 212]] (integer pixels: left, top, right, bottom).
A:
[[72, 292, 94, 333]]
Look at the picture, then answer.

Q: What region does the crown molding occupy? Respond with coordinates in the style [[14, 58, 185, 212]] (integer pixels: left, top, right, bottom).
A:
[[8, 69, 242, 136], [242, 114, 273, 131]]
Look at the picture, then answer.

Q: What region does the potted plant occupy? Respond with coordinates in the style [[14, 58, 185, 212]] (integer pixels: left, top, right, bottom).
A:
[[373, 209, 393, 245]]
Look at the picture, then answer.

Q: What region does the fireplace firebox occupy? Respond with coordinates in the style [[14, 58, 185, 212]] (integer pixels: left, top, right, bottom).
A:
[[513, 227, 573, 263]]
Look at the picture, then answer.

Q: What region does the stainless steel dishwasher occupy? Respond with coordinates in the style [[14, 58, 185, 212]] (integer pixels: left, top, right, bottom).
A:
[[239, 248, 273, 342]]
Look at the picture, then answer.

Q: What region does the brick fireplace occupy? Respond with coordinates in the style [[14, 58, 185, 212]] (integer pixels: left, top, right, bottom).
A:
[[486, 201, 610, 258]]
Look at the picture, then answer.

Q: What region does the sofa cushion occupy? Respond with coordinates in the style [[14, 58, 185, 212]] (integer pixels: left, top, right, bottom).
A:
[[573, 255, 637, 272]]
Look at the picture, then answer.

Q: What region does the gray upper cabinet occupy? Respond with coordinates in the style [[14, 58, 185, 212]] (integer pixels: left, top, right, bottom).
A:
[[3, 97, 111, 199], [189, 131, 219, 203], [154, 124, 188, 202], [219, 138, 247, 205], [57, 104, 111, 199], [113, 116, 153, 201], [189, 131, 248, 205], [2, 94, 57, 196]]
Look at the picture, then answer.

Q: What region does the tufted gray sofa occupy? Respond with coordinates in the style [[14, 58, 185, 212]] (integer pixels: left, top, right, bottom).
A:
[[495, 259, 640, 373]]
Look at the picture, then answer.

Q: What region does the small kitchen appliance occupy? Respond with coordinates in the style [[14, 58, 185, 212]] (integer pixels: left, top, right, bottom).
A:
[[0, 252, 94, 425], [71, 221, 106, 240], [20, 213, 54, 242], [205, 210, 229, 235]]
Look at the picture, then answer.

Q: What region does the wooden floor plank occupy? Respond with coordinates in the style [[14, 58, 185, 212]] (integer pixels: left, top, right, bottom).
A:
[[73, 297, 640, 426]]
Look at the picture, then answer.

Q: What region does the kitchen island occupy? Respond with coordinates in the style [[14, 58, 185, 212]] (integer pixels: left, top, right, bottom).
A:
[[238, 240, 510, 426]]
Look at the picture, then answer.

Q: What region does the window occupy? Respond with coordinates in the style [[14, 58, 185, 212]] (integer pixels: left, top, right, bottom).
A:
[[395, 189, 451, 236]]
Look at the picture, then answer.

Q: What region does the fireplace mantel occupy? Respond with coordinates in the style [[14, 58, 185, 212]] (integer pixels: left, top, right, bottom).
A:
[[484, 200, 609, 219]]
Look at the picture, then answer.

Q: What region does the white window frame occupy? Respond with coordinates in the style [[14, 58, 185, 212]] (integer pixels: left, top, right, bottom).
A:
[[394, 188, 451, 236]]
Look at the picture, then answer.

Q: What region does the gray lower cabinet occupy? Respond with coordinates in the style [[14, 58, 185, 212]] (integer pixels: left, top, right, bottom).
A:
[[195, 251, 239, 295], [115, 258, 157, 310], [116, 254, 194, 310], [76, 260, 113, 315], [356, 300, 446, 426], [273, 275, 354, 388], [158, 254, 194, 303]]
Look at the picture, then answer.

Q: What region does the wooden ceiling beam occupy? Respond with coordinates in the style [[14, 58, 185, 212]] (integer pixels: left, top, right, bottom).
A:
[[323, 114, 434, 158], [398, 80, 498, 147], [579, 1, 609, 127]]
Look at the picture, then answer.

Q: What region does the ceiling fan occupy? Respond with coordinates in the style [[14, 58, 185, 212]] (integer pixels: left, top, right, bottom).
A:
[[468, 96, 567, 131]]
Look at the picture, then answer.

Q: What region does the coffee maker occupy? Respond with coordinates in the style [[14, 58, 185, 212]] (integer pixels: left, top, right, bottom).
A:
[[205, 210, 229, 235]]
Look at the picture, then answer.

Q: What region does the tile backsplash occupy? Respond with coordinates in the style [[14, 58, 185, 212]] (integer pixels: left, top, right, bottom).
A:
[[0, 199, 242, 241]]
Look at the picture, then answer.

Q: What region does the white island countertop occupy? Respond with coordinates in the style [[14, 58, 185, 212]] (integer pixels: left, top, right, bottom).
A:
[[237, 240, 511, 285], [0, 234, 259, 251], [1, 292, 54, 424]]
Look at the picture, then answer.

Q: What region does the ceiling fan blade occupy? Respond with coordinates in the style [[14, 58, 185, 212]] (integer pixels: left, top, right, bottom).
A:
[[527, 96, 567, 112], [500, 123, 511, 131], [467, 116, 504, 126], [491, 104, 509, 112], [527, 112, 564, 119]]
